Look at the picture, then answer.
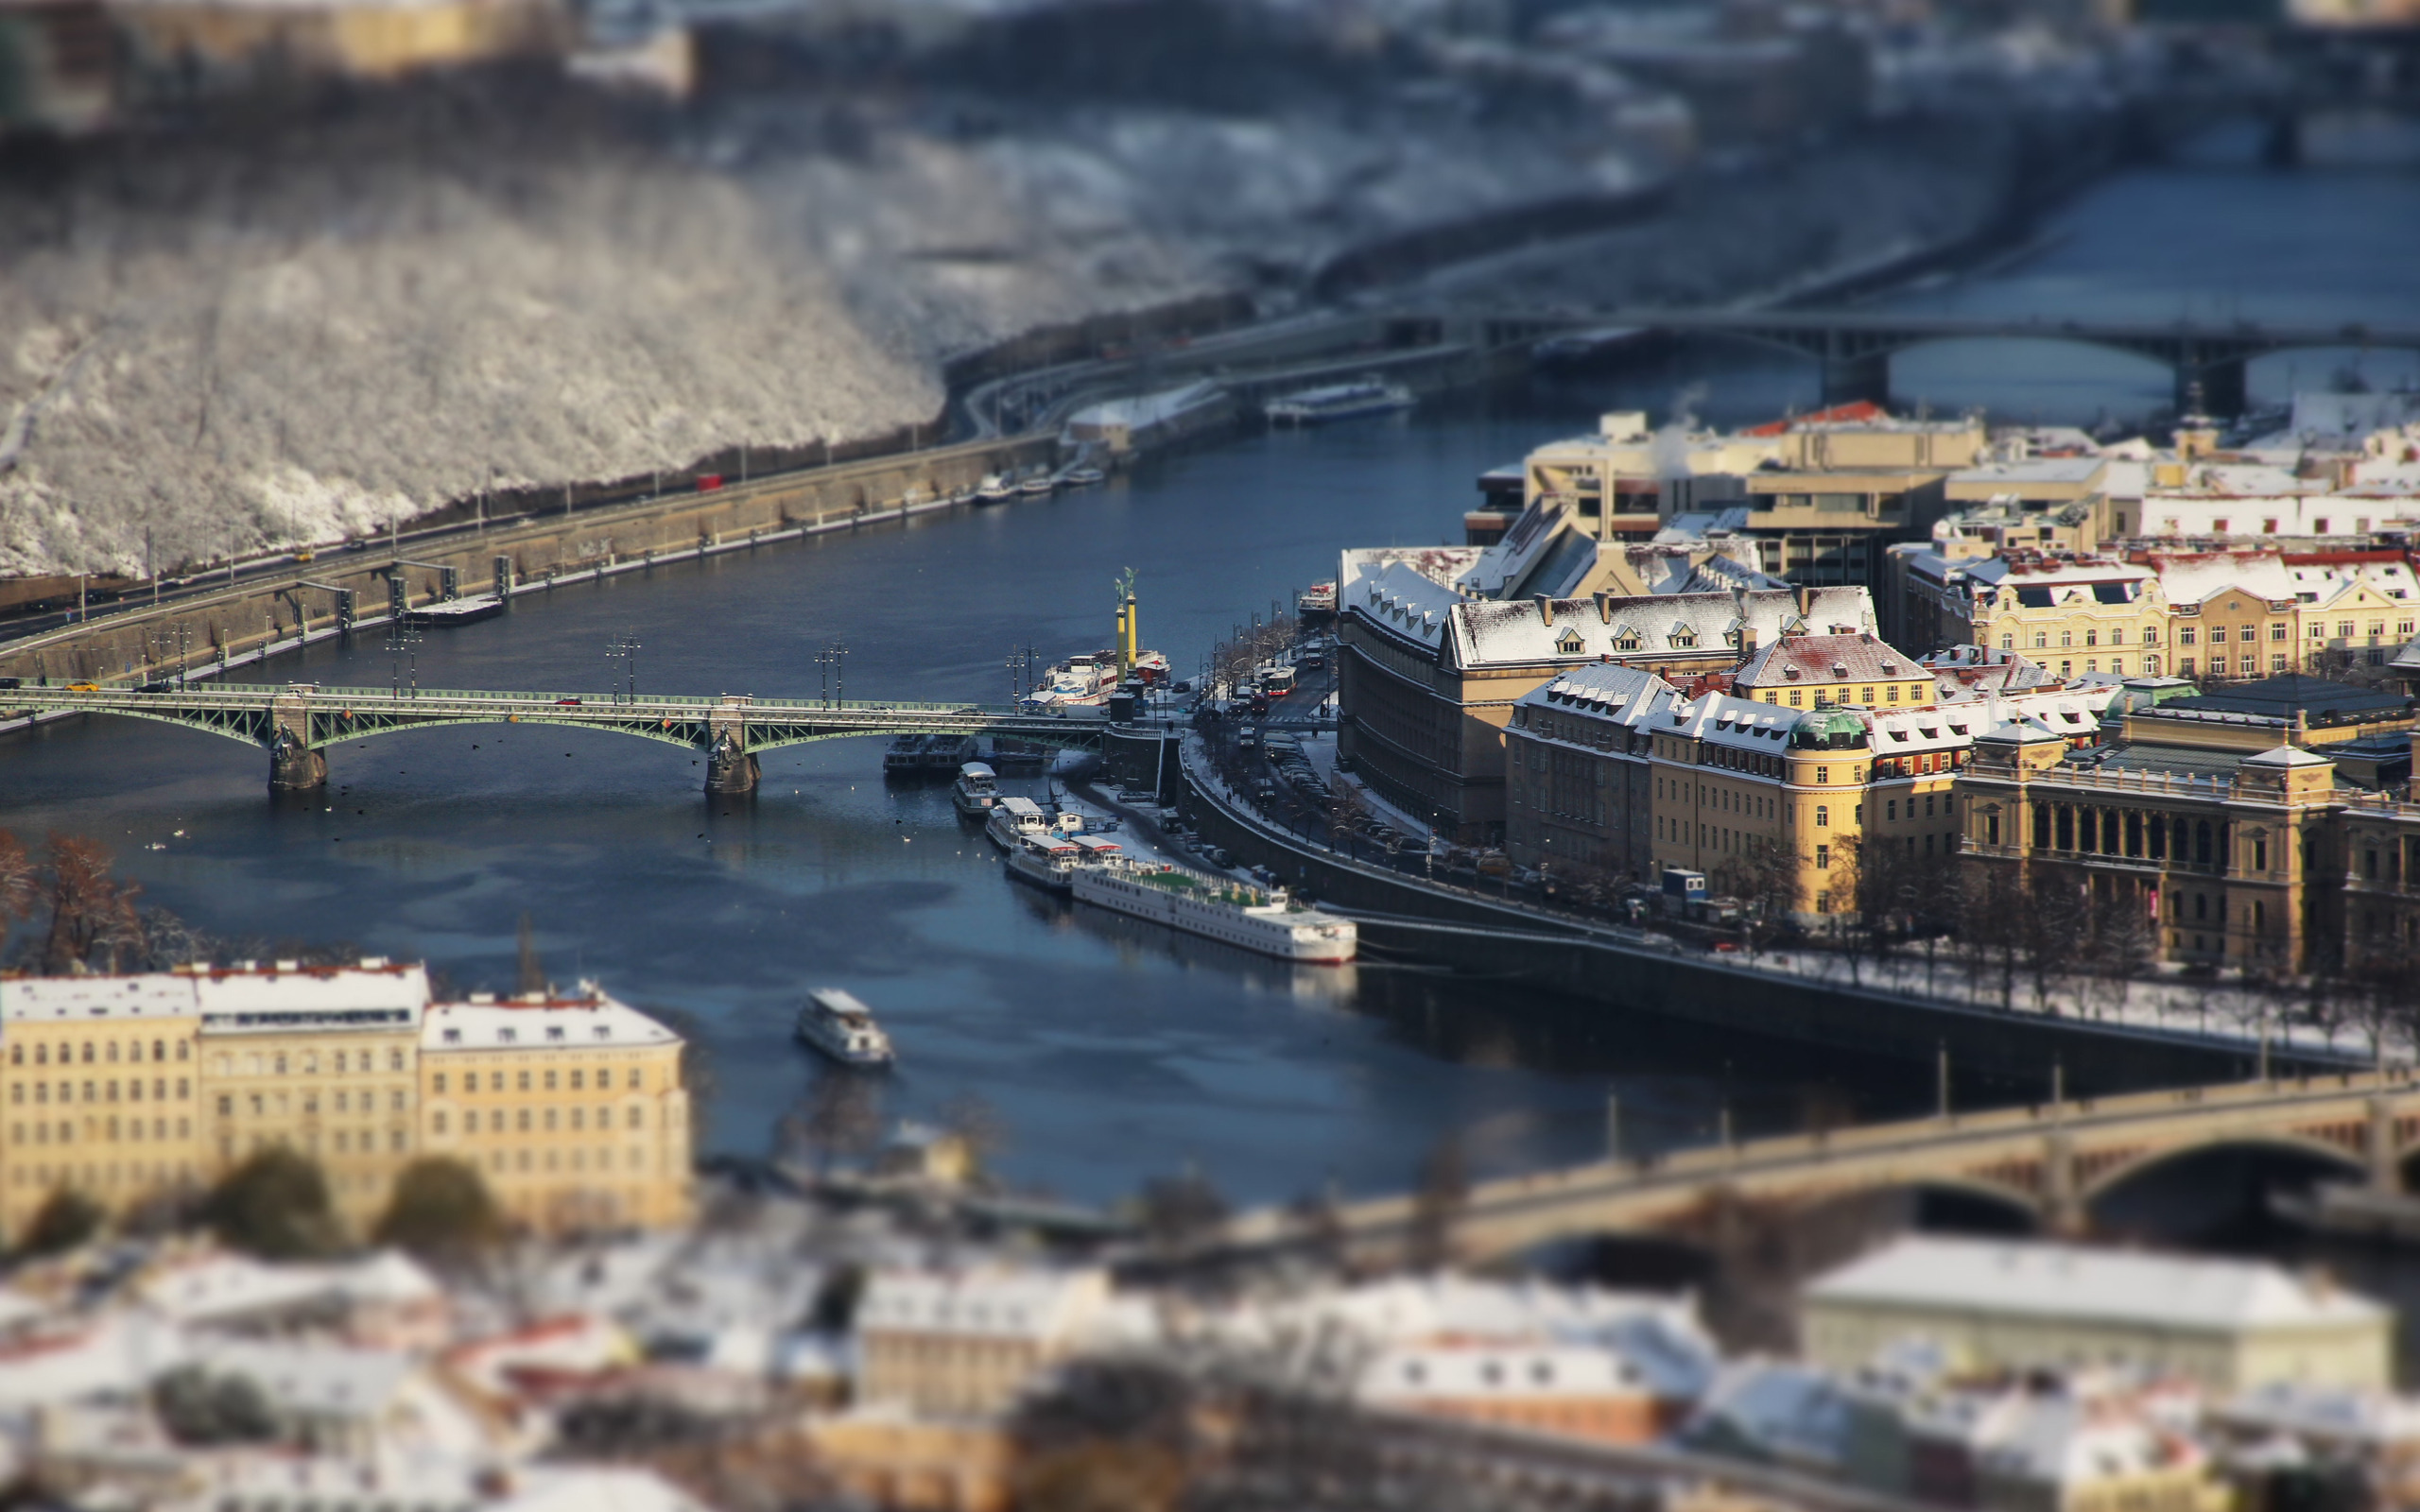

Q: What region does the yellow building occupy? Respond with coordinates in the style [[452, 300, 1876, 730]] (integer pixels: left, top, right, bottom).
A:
[[1502, 660, 2108, 917], [2142, 552, 2301, 684], [419, 990, 692, 1234], [1, 963, 692, 1246], [0, 974, 202, 1239], [854, 1267, 1110, 1419], [1886, 551, 2168, 675], [116, 0, 566, 86], [1732, 630, 1937, 711], [1335, 545, 1876, 841], [195, 960, 427, 1231], [1806, 1236, 2394, 1394]]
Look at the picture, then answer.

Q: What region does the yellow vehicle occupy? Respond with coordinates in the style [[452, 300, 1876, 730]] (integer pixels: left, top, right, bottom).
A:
[[65, 681, 99, 693]]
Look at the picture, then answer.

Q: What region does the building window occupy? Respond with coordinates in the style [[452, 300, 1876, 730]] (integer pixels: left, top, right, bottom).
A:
[[1816, 844, 1830, 869], [1815, 805, 1829, 828]]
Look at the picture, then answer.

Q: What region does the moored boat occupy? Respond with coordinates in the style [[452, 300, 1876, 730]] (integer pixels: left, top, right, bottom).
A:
[[984, 795, 1052, 850], [976, 473, 1014, 504], [1264, 378, 1414, 427], [796, 988, 896, 1067], [1071, 857, 1356, 962], [1004, 833, 1082, 893], [1020, 472, 1056, 496], [952, 762, 1001, 816]]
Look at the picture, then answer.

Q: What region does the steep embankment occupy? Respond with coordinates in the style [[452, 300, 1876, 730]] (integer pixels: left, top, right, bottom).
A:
[[0, 84, 972, 579]]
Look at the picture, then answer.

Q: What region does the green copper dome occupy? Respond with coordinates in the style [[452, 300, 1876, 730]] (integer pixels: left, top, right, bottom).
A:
[[1789, 708, 1870, 750]]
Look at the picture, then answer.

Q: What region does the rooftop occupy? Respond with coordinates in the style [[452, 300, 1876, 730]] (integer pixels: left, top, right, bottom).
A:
[[1808, 1237, 2390, 1335], [422, 991, 681, 1052], [2161, 674, 2407, 722]]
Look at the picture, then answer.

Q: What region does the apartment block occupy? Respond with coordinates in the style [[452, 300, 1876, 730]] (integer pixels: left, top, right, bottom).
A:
[[1, 963, 692, 1246]]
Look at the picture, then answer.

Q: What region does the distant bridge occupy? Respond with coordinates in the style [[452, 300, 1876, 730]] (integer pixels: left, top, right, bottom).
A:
[[0, 681, 1108, 793], [1207, 1069, 2420, 1268], [1486, 307, 2420, 416]]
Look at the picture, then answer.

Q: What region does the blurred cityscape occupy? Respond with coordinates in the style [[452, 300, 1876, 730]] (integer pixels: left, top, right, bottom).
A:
[[9, 0, 2420, 1507]]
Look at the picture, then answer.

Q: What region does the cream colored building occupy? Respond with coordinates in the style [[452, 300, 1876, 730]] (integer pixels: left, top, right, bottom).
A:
[[116, 0, 566, 86], [854, 1267, 1112, 1419], [1, 963, 692, 1246], [418, 991, 692, 1234], [1, 974, 202, 1239], [1804, 1237, 2393, 1394]]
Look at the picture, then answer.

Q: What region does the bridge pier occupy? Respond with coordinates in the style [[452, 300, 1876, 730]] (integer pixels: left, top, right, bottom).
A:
[[704, 697, 757, 794], [1820, 350, 1891, 410], [2041, 1131, 2086, 1236], [268, 729, 327, 792], [2176, 361, 2247, 421]]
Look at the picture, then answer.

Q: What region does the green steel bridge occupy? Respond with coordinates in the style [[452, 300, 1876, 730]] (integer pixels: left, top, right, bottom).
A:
[[0, 680, 1112, 793]]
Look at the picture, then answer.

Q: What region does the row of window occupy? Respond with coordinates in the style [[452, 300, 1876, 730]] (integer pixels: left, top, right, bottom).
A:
[[216, 1090, 408, 1117], [2029, 805, 2235, 868], [10, 1077, 189, 1106], [8, 1161, 192, 1190], [468, 1145, 652, 1176], [437, 1066, 642, 1094], [9, 1039, 189, 1068], [212, 1047, 409, 1077], [436, 1105, 648, 1134], [13, 1118, 194, 1145]]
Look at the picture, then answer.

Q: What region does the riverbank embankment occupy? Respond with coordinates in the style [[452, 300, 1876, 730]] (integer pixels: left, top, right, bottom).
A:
[[1174, 741, 2359, 1088]]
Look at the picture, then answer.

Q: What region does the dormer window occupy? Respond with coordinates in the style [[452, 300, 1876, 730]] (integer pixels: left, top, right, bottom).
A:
[[1669, 632, 1696, 649], [1555, 627, 1584, 655], [500, 1028, 517, 1044], [547, 1026, 565, 1041], [595, 1026, 612, 1040], [1723, 629, 1739, 646], [443, 1029, 461, 1044]]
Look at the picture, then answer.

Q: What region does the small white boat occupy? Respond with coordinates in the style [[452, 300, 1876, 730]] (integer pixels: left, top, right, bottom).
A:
[[976, 473, 1014, 504], [984, 795, 1051, 850], [1265, 378, 1414, 427], [1064, 466, 1106, 487], [952, 761, 1000, 816], [1005, 833, 1081, 893], [796, 988, 895, 1067], [1019, 472, 1056, 496]]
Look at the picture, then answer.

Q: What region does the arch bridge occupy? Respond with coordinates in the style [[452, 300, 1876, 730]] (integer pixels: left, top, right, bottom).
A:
[[0, 681, 1110, 794], [1484, 307, 2420, 417], [1208, 1069, 2420, 1270]]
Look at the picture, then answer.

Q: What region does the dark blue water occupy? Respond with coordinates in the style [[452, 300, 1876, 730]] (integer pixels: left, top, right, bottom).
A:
[[4, 143, 2413, 1209]]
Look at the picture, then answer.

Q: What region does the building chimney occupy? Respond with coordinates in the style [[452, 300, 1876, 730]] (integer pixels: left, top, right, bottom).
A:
[[1597, 591, 1615, 625], [1535, 593, 1554, 627], [1796, 586, 1815, 620]]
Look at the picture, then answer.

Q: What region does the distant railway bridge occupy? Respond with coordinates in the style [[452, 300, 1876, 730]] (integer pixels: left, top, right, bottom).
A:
[[1467, 308, 2420, 416], [1206, 1070, 2420, 1269], [0, 681, 1108, 793]]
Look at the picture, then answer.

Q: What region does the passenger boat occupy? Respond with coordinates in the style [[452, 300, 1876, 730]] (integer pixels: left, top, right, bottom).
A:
[[1064, 466, 1107, 487], [1264, 378, 1414, 427], [1019, 472, 1056, 496], [796, 988, 895, 1067], [1004, 833, 1082, 893], [984, 795, 1052, 850], [951, 762, 1001, 816], [976, 473, 1014, 504], [1067, 833, 1122, 861], [1297, 581, 1338, 616], [1070, 858, 1357, 962]]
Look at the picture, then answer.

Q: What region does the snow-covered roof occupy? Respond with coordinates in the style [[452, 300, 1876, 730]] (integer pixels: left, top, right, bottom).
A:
[[2146, 552, 2298, 607], [1455, 587, 1874, 670], [1686, 1360, 1853, 1467], [1807, 1238, 2390, 1335], [192, 962, 429, 1034], [421, 990, 681, 1054], [1516, 663, 1681, 732], [0, 1316, 187, 1408], [1949, 457, 2106, 488], [135, 1249, 440, 1327], [857, 1267, 1108, 1344], [1, 973, 207, 1025], [1736, 630, 1924, 691], [1358, 1334, 1690, 1404]]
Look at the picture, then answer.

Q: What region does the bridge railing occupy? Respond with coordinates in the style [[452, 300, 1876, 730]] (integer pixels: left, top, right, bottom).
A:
[[138, 682, 1025, 717]]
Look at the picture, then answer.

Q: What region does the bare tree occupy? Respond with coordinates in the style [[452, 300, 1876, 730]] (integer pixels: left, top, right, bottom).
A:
[[1711, 836, 1799, 958], [40, 835, 143, 974]]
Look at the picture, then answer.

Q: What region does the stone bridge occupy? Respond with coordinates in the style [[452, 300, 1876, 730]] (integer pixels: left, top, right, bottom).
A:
[[1477, 307, 2420, 416], [0, 680, 1109, 794], [1213, 1069, 2420, 1268]]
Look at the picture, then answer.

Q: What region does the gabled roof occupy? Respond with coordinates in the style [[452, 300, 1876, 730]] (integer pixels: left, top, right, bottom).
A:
[[1735, 631, 1922, 689]]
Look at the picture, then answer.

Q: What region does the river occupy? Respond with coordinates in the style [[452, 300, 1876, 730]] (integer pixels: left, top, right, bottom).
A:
[[5, 132, 2419, 1217]]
